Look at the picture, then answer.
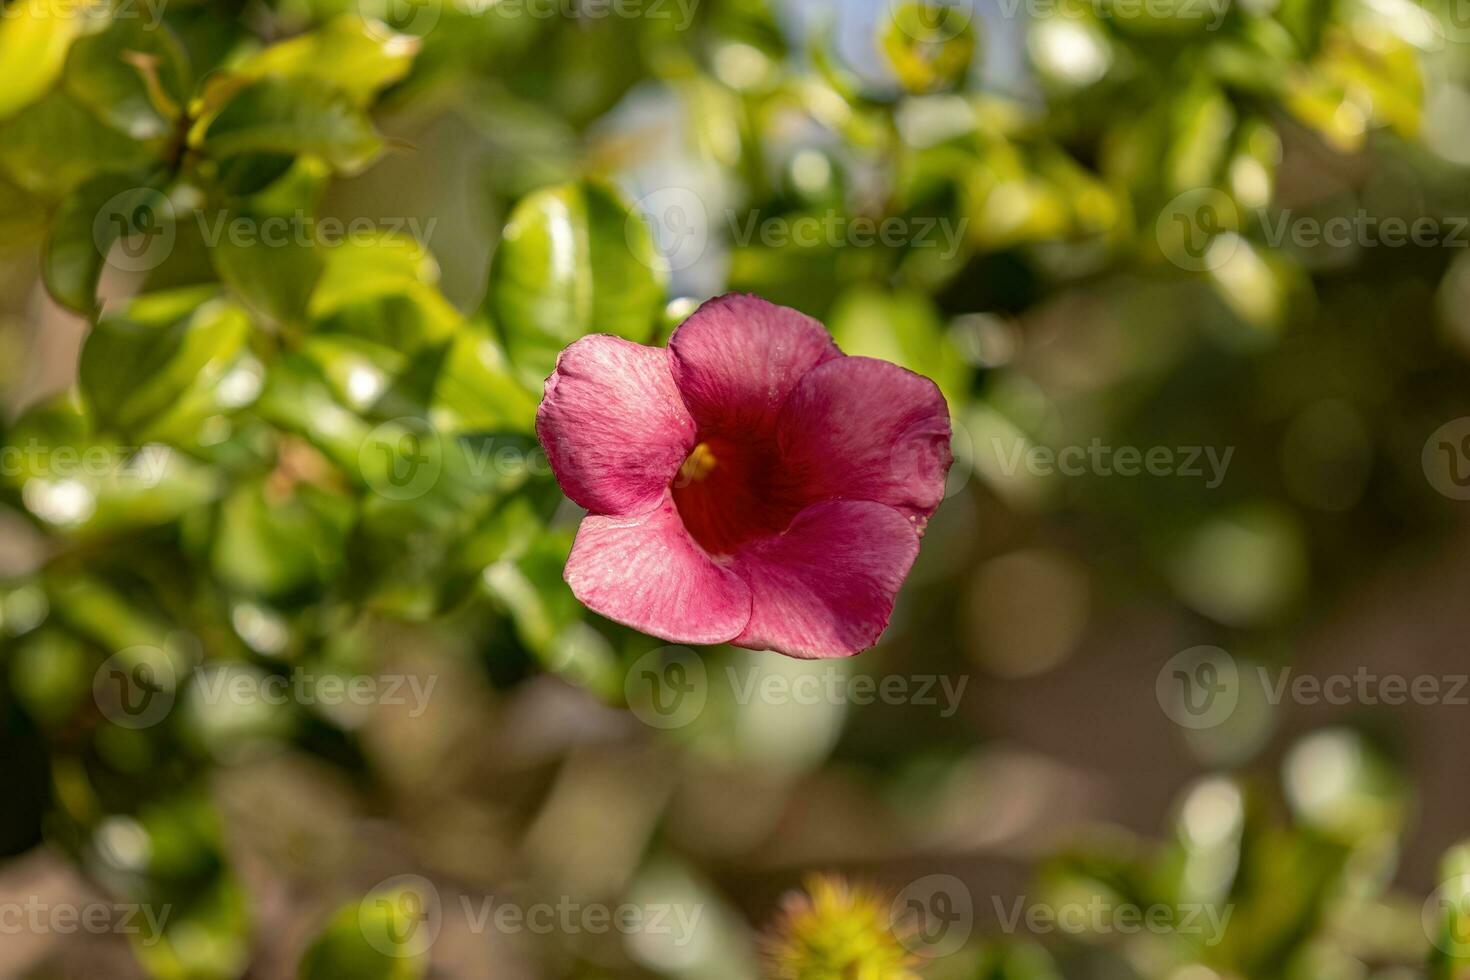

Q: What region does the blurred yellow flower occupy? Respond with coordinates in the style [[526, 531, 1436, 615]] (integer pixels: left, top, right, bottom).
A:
[[761, 874, 923, 980]]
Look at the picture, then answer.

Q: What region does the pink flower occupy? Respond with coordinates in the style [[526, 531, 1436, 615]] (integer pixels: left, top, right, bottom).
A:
[[536, 294, 953, 659]]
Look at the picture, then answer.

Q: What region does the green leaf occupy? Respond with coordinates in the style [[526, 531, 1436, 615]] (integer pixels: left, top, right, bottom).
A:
[[482, 528, 587, 667], [256, 353, 374, 470], [211, 478, 352, 599], [315, 290, 463, 353], [307, 233, 460, 350], [1165, 79, 1236, 193], [5, 397, 221, 535], [0, 170, 46, 243], [301, 894, 427, 980], [427, 331, 539, 435], [487, 179, 666, 385], [64, 17, 191, 141], [0, 0, 88, 121], [205, 207, 326, 325], [79, 291, 253, 436], [299, 333, 407, 413], [828, 285, 967, 408], [0, 91, 159, 197], [879, 1, 978, 93], [236, 15, 419, 106], [9, 630, 92, 728], [199, 77, 384, 174], [310, 232, 441, 315], [43, 174, 172, 315]]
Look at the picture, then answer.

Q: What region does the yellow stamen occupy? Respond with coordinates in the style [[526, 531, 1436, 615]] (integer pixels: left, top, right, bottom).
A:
[[678, 442, 718, 484]]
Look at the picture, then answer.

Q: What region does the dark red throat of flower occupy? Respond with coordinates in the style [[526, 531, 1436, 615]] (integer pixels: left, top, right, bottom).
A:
[[671, 434, 803, 557]]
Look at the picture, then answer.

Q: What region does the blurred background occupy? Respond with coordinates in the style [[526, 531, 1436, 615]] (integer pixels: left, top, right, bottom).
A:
[[3, 0, 1470, 976]]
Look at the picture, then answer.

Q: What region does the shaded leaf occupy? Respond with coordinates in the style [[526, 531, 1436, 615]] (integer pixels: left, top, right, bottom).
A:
[[199, 77, 383, 174]]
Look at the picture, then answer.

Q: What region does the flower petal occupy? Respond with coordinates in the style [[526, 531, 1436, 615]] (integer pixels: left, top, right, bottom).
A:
[[731, 500, 920, 659], [777, 356, 952, 529], [537, 335, 695, 516], [565, 495, 752, 645], [669, 293, 842, 437]]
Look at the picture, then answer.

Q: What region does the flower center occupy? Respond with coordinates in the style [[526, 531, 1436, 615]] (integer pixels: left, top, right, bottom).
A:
[[678, 441, 719, 484], [670, 434, 803, 557]]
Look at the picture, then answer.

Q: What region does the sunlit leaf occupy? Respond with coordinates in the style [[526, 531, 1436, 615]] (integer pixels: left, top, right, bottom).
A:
[[487, 179, 666, 385], [0, 0, 90, 122]]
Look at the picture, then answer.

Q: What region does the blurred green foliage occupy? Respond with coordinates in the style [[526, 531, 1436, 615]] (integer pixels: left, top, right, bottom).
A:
[[1, 0, 1469, 976]]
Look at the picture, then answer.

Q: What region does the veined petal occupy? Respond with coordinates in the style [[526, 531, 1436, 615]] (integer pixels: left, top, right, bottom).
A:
[[537, 335, 695, 516], [669, 293, 842, 438], [565, 495, 752, 645], [777, 356, 952, 530], [731, 500, 920, 659]]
